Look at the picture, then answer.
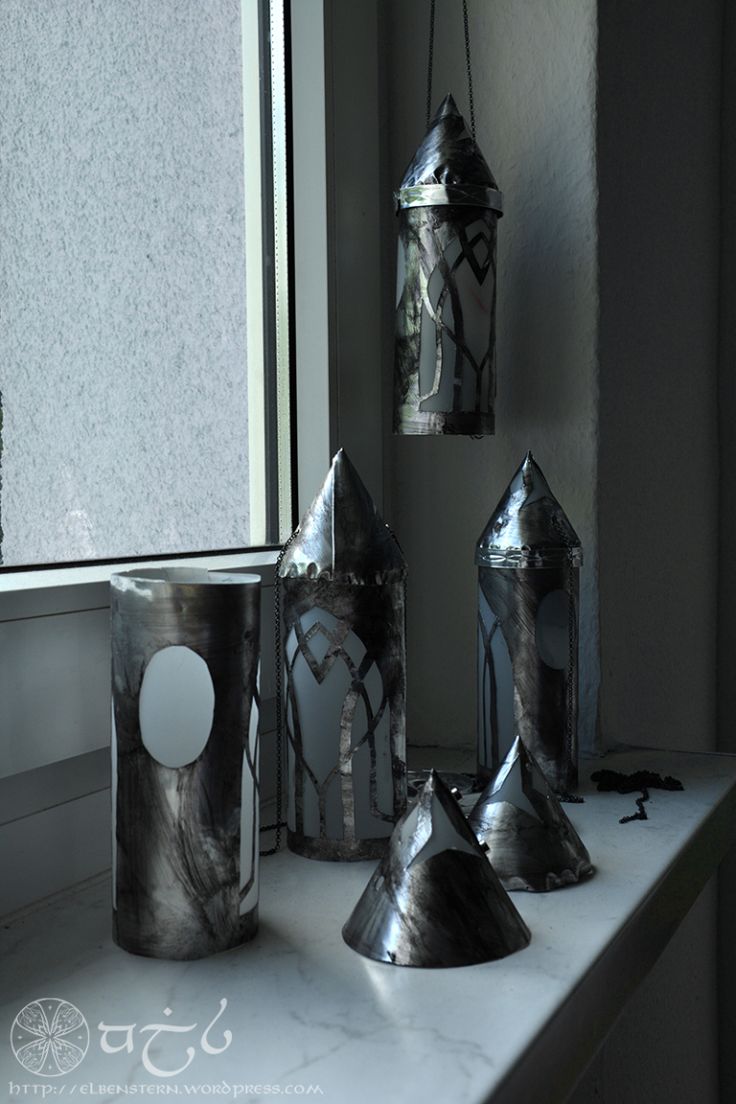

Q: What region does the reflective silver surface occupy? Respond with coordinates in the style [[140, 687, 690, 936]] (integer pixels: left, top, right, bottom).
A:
[[280, 451, 407, 861], [111, 569, 261, 960], [280, 449, 405, 584], [476, 451, 583, 569], [477, 452, 581, 792], [469, 737, 593, 892], [397, 183, 503, 212], [394, 94, 501, 436], [343, 770, 530, 967], [398, 94, 500, 198]]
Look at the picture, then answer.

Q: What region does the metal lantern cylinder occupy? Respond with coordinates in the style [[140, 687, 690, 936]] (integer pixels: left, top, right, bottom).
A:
[[476, 452, 582, 793], [394, 94, 502, 436], [111, 567, 261, 960], [279, 449, 407, 861]]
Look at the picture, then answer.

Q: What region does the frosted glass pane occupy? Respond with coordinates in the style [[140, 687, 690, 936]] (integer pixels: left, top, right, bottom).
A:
[[0, 0, 260, 566]]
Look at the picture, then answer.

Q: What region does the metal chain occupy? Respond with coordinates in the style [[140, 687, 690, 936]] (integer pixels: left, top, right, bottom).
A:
[[462, 0, 476, 138], [259, 533, 296, 856], [425, 0, 475, 138], [425, 0, 436, 131]]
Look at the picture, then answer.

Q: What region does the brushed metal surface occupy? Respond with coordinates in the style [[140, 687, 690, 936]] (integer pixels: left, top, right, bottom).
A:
[[476, 451, 583, 570], [477, 453, 582, 791], [111, 568, 260, 960], [342, 770, 530, 967], [470, 737, 593, 892]]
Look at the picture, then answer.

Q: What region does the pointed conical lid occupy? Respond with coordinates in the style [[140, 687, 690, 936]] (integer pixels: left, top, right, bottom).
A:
[[476, 451, 583, 569], [279, 449, 406, 584], [342, 770, 530, 967], [396, 93, 503, 214], [469, 737, 593, 892]]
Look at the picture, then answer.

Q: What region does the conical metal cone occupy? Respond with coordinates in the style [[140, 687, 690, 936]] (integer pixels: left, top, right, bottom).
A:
[[396, 93, 502, 213], [469, 737, 594, 892], [280, 448, 406, 584], [476, 451, 583, 569], [342, 769, 530, 967]]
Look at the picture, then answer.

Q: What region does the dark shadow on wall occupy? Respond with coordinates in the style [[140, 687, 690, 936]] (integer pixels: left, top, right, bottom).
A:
[[595, 0, 721, 1102], [718, 2, 736, 1102]]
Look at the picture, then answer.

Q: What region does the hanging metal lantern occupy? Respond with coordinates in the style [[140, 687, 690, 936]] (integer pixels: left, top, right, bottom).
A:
[[469, 736, 594, 892], [279, 449, 407, 861], [476, 452, 582, 793], [342, 769, 530, 967], [111, 568, 261, 960], [393, 92, 502, 435]]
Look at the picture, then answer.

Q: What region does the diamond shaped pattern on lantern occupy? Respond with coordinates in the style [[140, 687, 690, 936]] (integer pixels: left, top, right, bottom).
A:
[[464, 226, 493, 283], [285, 608, 391, 840]]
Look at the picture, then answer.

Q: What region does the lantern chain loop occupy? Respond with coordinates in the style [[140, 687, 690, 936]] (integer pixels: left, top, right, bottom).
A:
[[462, 0, 476, 138], [260, 532, 297, 856], [425, 0, 436, 132], [425, 0, 476, 138]]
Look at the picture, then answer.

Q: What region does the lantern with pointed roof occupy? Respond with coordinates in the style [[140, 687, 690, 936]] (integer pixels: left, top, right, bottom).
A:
[[393, 93, 503, 435], [279, 449, 407, 861], [476, 452, 583, 793]]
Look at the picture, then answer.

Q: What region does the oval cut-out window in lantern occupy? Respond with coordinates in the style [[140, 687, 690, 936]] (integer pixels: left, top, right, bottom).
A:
[[139, 645, 215, 768]]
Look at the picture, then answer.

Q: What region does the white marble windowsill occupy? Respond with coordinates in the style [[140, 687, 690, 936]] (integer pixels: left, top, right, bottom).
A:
[[1, 746, 735, 1103]]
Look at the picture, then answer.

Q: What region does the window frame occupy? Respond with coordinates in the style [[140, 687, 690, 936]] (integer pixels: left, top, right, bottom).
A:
[[0, 0, 384, 789]]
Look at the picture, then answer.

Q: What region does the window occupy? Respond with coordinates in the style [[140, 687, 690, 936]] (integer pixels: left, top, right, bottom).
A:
[[0, 0, 383, 914], [0, 0, 292, 570]]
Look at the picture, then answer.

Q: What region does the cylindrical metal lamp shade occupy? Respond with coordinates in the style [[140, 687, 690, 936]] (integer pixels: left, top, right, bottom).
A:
[[394, 94, 502, 436], [111, 568, 261, 960], [476, 453, 582, 793], [279, 449, 407, 861]]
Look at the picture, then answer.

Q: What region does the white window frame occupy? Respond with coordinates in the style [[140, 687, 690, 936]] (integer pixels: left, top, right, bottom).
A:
[[0, 0, 384, 912]]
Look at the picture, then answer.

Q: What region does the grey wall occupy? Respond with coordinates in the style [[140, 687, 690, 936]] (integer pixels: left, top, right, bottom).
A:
[[383, 0, 600, 755], [576, 5, 722, 1097], [380, 0, 724, 1100], [596, 0, 721, 755]]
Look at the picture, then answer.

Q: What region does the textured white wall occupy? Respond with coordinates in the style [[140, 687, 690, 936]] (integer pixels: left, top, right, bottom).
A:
[[383, 0, 600, 754], [0, 0, 251, 566]]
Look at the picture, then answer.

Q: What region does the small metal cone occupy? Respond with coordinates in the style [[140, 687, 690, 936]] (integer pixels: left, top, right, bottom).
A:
[[402, 92, 497, 191], [469, 739, 593, 892], [282, 448, 404, 581], [476, 452, 583, 566], [342, 771, 530, 967]]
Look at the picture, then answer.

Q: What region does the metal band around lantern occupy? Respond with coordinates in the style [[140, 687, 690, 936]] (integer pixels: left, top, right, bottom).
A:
[[395, 183, 503, 212], [476, 545, 584, 570]]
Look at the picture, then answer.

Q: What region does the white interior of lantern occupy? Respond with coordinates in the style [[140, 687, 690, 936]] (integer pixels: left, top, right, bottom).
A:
[[478, 586, 515, 770], [491, 746, 542, 820], [418, 220, 494, 415], [139, 645, 216, 769], [114, 567, 261, 587], [403, 787, 478, 869], [286, 606, 394, 841]]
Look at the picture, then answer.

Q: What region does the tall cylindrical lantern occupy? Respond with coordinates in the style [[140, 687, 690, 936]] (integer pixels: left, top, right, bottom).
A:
[[394, 93, 503, 436], [111, 568, 261, 960], [476, 453, 582, 793], [279, 449, 407, 861]]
